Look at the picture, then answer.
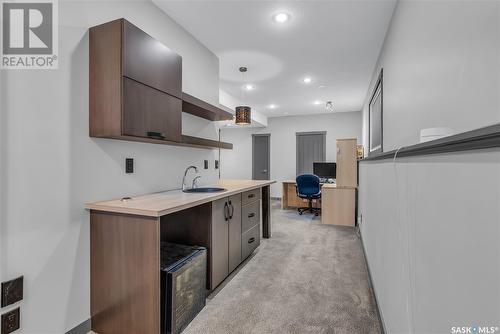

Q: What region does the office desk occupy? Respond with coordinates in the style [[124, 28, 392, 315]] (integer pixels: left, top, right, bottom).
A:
[[281, 181, 356, 226], [281, 180, 323, 210]]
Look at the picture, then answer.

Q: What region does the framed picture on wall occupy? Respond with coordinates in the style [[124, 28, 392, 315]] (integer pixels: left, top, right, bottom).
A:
[[369, 69, 383, 155]]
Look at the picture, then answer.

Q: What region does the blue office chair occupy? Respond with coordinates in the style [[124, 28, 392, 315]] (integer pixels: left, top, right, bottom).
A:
[[296, 174, 321, 216]]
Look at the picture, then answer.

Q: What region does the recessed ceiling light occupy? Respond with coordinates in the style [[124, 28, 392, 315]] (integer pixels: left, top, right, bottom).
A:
[[244, 84, 255, 90], [313, 100, 322, 105], [273, 12, 290, 23], [268, 104, 278, 109], [303, 77, 312, 84]]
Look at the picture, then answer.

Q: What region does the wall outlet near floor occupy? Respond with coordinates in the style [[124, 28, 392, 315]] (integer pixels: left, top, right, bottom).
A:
[[1, 307, 20, 334], [1, 277, 23, 308], [125, 158, 134, 174]]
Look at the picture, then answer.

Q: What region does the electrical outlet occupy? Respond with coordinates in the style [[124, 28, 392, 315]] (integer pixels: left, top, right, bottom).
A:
[[204, 160, 208, 169], [1, 308, 20, 334], [215, 160, 219, 169], [125, 158, 134, 174], [1, 277, 23, 308]]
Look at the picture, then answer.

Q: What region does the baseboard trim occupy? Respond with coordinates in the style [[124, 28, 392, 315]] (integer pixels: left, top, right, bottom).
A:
[[359, 232, 387, 334], [65, 319, 91, 334]]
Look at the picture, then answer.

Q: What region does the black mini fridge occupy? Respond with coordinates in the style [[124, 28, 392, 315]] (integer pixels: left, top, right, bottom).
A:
[[160, 242, 207, 334]]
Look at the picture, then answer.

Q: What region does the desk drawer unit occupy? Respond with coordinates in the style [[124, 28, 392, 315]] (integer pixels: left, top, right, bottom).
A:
[[242, 201, 261, 233], [242, 225, 260, 260], [242, 188, 261, 206]]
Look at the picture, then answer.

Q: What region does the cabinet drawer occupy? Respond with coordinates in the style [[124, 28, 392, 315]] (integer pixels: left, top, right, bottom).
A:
[[242, 188, 261, 206], [241, 201, 260, 234], [242, 225, 260, 260], [122, 77, 181, 142], [122, 20, 182, 98]]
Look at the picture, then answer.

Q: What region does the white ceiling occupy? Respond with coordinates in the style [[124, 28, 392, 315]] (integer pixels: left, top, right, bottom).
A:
[[155, 0, 396, 117]]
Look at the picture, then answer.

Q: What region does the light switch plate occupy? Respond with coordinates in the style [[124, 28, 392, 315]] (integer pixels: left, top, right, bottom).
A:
[[1, 277, 23, 308]]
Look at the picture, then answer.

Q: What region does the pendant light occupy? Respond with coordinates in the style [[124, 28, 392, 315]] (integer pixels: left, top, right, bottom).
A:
[[235, 66, 251, 125]]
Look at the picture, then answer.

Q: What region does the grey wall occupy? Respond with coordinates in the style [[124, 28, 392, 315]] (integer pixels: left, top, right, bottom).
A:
[[220, 112, 362, 198], [361, 0, 500, 151], [360, 150, 500, 333], [359, 1, 500, 333], [0, 1, 221, 332]]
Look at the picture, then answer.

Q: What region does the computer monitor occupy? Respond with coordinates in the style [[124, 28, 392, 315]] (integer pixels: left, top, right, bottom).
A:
[[313, 162, 336, 179]]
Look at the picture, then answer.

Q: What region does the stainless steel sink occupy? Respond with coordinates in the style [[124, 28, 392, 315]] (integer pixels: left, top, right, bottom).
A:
[[183, 187, 227, 193]]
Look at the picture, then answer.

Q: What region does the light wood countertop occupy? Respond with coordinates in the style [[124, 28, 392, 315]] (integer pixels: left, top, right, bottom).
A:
[[85, 179, 275, 217]]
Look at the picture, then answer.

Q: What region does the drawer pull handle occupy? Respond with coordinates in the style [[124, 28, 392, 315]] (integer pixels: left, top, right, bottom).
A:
[[248, 237, 255, 244], [248, 213, 255, 218], [248, 194, 255, 198], [229, 201, 234, 219], [224, 202, 229, 221]]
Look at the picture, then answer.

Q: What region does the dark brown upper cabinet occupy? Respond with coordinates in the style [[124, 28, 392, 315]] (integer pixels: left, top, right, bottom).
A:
[[90, 18, 182, 143], [89, 18, 233, 150], [122, 21, 182, 98]]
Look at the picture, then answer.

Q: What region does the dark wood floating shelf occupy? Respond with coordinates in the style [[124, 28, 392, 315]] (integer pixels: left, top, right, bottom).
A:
[[182, 92, 234, 121], [181, 135, 233, 149], [95, 135, 232, 150]]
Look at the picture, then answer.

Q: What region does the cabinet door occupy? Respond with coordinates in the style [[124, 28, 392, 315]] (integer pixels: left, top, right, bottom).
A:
[[242, 224, 260, 260], [336, 139, 357, 187], [122, 77, 181, 142], [211, 198, 229, 289], [122, 20, 182, 98], [228, 194, 242, 273], [321, 187, 355, 226], [241, 200, 260, 234]]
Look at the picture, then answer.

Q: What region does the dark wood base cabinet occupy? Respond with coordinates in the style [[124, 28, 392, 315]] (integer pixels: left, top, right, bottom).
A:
[[90, 186, 271, 333]]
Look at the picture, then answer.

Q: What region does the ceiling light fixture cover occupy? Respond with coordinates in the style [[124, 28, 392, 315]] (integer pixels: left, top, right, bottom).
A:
[[273, 12, 289, 23], [235, 106, 251, 125]]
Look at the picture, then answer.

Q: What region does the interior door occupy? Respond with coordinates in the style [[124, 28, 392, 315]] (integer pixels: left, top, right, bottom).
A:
[[252, 134, 270, 180], [211, 197, 229, 289], [227, 194, 242, 273]]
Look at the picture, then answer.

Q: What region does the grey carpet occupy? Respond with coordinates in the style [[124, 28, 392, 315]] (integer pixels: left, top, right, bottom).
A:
[[183, 201, 381, 334]]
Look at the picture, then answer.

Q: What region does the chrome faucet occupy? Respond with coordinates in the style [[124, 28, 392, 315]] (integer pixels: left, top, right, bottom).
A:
[[192, 175, 201, 189], [182, 165, 198, 192]]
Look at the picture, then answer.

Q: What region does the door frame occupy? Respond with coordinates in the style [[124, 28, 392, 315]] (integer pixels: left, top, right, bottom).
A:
[[252, 134, 271, 180], [295, 131, 326, 176]]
